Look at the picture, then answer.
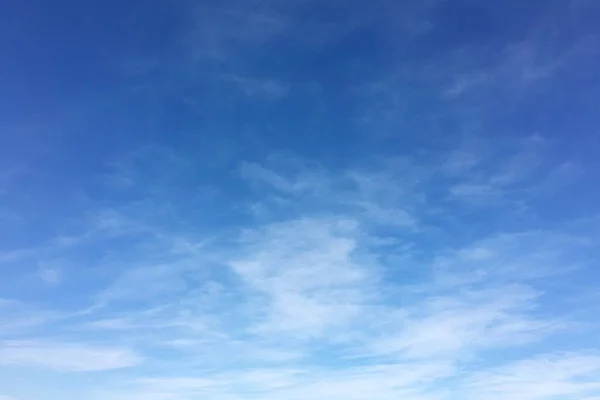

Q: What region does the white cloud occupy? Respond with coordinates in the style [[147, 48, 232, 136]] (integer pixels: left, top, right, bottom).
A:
[[97, 263, 188, 304], [239, 161, 312, 194], [230, 217, 374, 338], [223, 74, 290, 100], [38, 267, 61, 286], [102, 362, 453, 400], [2, 0, 599, 399], [100, 351, 600, 400], [0, 301, 58, 334], [462, 353, 600, 400], [432, 231, 592, 285], [440, 19, 595, 99], [0, 341, 142, 372], [184, 2, 290, 62], [3, 139, 598, 399], [180, 0, 442, 68], [239, 158, 422, 228], [368, 284, 555, 361]]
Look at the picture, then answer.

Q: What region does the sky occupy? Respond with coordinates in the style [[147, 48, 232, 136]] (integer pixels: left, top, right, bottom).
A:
[[1, 0, 600, 399]]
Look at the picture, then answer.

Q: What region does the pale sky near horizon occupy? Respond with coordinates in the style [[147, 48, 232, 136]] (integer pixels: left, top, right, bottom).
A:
[[1, 1, 600, 399]]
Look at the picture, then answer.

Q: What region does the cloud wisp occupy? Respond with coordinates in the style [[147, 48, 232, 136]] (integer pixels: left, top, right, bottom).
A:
[[2, 135, 598, 400]]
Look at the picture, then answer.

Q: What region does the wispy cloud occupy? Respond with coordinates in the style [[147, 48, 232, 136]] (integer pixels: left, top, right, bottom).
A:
[[222, 74, 290, 100], [462, 353, 600, 400], [37, 266, 62, 286], [2, 142, 599, 398], [12, 139, 594, 397], [93, 352, 600, 399], [368, 284, 555, 360], [231, 217, 372, 338], [2, 1, 599, 399], [0, 341, 141, 372]]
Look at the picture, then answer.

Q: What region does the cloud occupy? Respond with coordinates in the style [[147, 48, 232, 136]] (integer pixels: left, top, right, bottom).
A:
[[183, 1, 291, 62], [230, 217, 373, 338], [0, 341, 142, 372], [181, 0, 442, 65], [239, 158, 422, 228], [37, 267, 62, 286], [352, 0, 600, 146], [367, 284, 555, 361], [462, 353, 600, 400], [3, 144, 599, 399], [223, 74, 290, 100], [441, 18, 596, 99], [68, 148, 596, 399], [119, 362, 453, 400], [101, 352, 600, 400], [88, 354, 600, 400], [2, 0, 599, 398], [446, 140, 545, 203], [97, 263, 188, 305], [239, 136, 579, 225], [0, 301, 58, 335], [239, 161, 311, 195]]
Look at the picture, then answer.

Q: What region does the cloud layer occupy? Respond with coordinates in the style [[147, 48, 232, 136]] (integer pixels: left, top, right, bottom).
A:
[[1, 0, 600, 399]]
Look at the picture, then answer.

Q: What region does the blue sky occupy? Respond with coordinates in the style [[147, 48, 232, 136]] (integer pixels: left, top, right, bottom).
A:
[[1, 0, 600, 399]]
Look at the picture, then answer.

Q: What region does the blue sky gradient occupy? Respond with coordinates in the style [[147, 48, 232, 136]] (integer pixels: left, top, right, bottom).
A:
[[1, 1, 600, 399]]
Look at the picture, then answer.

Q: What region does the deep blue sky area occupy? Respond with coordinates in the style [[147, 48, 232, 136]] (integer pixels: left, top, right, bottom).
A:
[[1, 1, 600, 400]]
